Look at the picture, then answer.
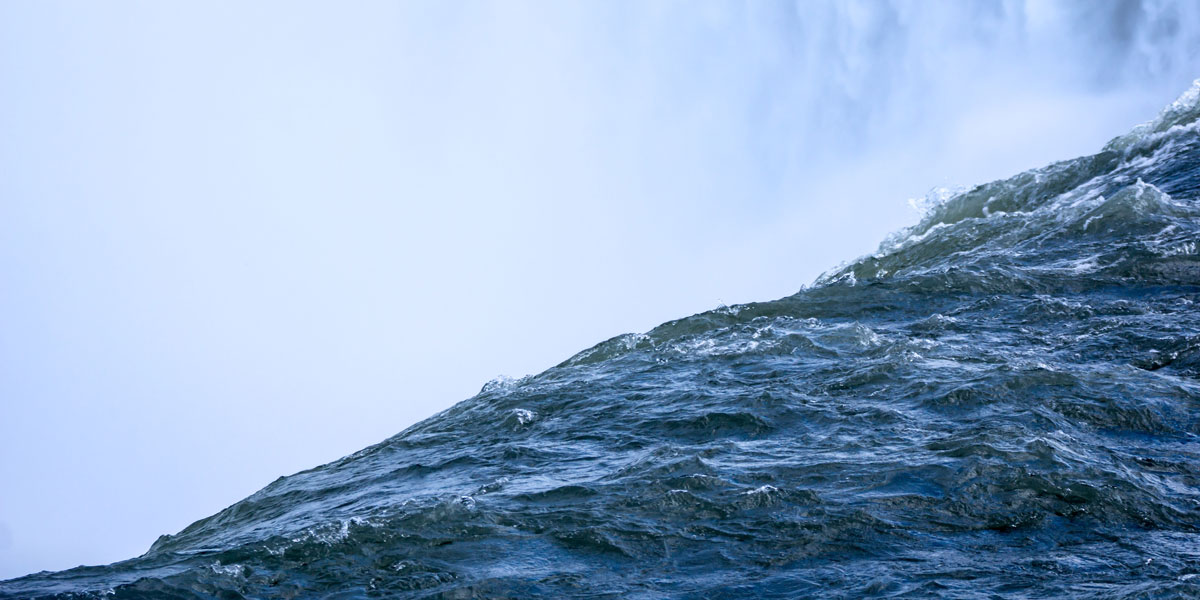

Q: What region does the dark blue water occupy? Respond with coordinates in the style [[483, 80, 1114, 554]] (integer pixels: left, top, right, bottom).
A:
[[5, 84, 1200, 599]]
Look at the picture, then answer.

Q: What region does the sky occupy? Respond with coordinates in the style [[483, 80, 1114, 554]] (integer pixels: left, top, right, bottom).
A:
[[2, 0, 1199, 580]]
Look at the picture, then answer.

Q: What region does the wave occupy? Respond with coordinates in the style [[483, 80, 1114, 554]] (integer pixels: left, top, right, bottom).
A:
[[4, 83, 1200, 599]]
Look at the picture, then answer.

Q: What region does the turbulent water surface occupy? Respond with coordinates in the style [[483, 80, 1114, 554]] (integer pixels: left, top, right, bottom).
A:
[[6, 85, 1200, 599]]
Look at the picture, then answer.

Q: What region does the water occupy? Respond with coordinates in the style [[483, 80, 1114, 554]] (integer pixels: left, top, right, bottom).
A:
[[5, 84, 1200, 599]]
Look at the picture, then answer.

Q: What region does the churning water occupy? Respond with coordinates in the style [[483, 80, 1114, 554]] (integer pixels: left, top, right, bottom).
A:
[[5, 84, 1200, 599]]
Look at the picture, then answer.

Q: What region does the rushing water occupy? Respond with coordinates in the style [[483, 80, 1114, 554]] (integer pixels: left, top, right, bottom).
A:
[[5, 84, 1200, 599]]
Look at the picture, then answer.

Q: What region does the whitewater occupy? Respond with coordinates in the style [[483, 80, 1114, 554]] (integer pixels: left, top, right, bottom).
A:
[[4, 83, 1200, 598]]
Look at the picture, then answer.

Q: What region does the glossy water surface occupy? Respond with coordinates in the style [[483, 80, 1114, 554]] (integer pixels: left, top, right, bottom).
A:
[[5, 85, 1200, 599]]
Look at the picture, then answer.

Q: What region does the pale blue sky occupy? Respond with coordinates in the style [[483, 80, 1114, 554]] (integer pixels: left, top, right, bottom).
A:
[[2, 0, 1198, 579]]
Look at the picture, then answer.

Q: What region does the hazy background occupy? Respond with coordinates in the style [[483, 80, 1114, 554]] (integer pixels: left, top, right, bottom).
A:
[[2, 0, 1198, 579]]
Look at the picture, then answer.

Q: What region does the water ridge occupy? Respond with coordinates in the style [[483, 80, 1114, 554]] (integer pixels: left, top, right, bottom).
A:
[[4, 83, 1200, 599]]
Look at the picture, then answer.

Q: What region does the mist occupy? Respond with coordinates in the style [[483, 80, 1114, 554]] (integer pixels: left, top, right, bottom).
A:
[[2, 0, 1198, 579]]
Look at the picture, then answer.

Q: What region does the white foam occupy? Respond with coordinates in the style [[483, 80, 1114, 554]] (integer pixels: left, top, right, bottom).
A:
[[481, 375, 528, 395], [512, 408, 537, 426], [208, 562, 244, 577], [907, 186, 965, 217], [744, 485, 778, 495]]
